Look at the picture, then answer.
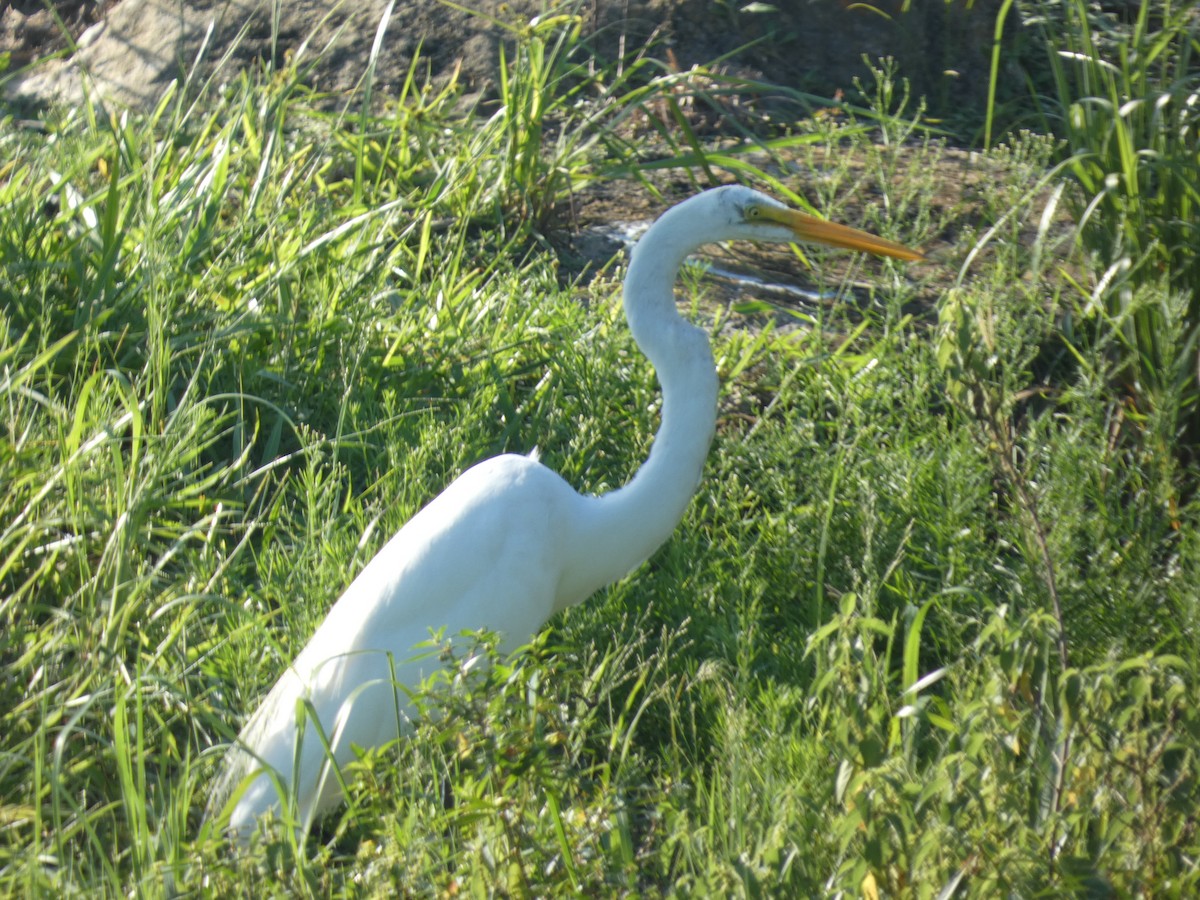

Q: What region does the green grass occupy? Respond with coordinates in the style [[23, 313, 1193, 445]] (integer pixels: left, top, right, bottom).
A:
[[2, 7, 1199, 897]]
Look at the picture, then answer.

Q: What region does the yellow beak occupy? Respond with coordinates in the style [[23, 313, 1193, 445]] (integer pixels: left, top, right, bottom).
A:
[[761, 206, 924, 262]]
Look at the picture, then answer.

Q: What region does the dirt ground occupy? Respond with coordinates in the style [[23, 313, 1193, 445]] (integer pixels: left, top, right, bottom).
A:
[[1, 1, 101, 68], [1, 1, 1001, 115]]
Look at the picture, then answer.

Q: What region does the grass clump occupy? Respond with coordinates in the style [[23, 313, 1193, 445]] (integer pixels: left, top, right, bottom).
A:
[[1017, 0, 1200, 445], [1, 6, 1199, 896]]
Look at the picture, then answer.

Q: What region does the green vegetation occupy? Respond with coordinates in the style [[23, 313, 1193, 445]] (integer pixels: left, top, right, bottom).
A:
[[2, 2, 1198, 895], [989, 0, 1199, 456]]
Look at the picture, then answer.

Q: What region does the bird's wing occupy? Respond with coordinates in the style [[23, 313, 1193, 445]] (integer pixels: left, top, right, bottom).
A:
[[214, 453, 583, 827]]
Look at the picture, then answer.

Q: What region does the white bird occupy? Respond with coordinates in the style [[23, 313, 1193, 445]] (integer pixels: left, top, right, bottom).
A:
[[210, 185, 922, 840]]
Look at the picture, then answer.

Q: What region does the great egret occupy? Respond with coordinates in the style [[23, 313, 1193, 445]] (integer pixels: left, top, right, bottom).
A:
[[211, 185, 921, 839]]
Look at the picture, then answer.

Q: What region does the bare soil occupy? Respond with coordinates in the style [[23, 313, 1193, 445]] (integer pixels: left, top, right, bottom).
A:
[[2, 1, 1002, 115], [1, 1, 103, 69]]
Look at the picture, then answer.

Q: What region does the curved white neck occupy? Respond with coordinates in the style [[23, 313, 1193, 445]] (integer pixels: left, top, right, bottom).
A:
[[559, 214, 719, 605]]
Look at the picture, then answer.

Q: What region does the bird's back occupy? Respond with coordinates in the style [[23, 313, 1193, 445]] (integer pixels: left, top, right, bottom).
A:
[[215, 453, 585, 834]]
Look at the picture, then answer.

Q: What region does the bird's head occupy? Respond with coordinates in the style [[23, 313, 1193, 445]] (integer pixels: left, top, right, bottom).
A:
[[693, 184, 924, 262]]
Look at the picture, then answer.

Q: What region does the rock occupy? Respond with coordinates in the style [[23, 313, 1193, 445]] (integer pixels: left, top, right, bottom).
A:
[[8, 0, 229, 108]]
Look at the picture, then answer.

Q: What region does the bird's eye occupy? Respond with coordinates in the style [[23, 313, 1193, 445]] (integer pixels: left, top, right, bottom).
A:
[[746, 205, 762, 220]]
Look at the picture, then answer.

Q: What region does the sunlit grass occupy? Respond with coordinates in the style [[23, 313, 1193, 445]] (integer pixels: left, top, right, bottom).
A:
[[1020, 0, 1200, 446], [1, 5, 1198, 896]]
